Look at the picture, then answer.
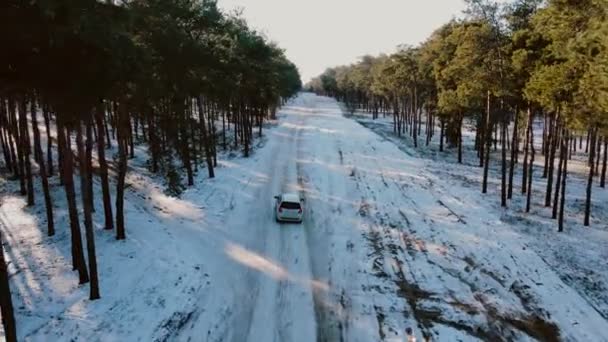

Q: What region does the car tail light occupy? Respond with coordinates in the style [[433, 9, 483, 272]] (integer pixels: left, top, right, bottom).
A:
[[298, 208, 302, 214], [279, 207, 283, 213]]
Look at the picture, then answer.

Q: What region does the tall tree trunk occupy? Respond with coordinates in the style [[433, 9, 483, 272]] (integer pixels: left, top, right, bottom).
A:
[[393, 99, 398, 135], [558, 132, 569, 232], [42, 105, 53, 175], [458, 114, 463, 164], [545, 113, 559, 207], [148, 109, 159, 173], [222, 106, 227, 150], [192, 103, 200, 172], [494, 123, 498, 151], [570, 135, 574, 159], [111, 102, 118, 141], [9, 98, 26, 195], [426, 108, 432, 146], [482, 91, 492, 194], [431, 111, 435, 140], [128, 118, 135, 159], [86, 117, 94, 213], [413, 88, 418, 148], [601, 139, 607, 188], [440, 119, 445, 152], [542, 112, 547, 156], [95, 103, 114, 230], [0, 123, 12, 172], [522, 106, 531, 194], [57, 114, 64, 187], [543, 112, 552, 178], [479, 117, 485, 167], [233, 102, 239, 149], [195, 101, 204, 170], [0, 232, 17, 342], [31, 102, 41, 164], [570, 137, 576, 155], [0, 98, 12, 172], [77, 121, 100, 300], [584, 128, 596, 226], [115, 104, 128, 240], [243, 104, 250, 158], [553, 126, 565, 219], [140, 112, 147, 143], [103, 105, 112, 149], [595, 136, 602, 177], [133, 115, 139, 141], [526, 112, 535, 213], [258, 106, 263, 138], [508, 109, 519, 199], [209, 104, 218, 167], [179, 103, 194, 186], [31, 101, 54, 236], [19, 98, 34, 205], [58, 121, 89, 283], [501, 120, 507, 207], [196, 96, 215, 179], [418, 105, 422, 138], [8, 131, 18, 179]]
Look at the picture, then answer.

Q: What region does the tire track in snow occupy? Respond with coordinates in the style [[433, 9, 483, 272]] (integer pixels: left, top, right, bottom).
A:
[[243, 99, 317, 342], [275, 99, 318, 342], [295, 102, 337, 342], [300, 99, 391, 342], [170, 114, 291, 342], [350, 118, 567, 341], [274, 135, 298, 342], [239, 126, 291, 342]]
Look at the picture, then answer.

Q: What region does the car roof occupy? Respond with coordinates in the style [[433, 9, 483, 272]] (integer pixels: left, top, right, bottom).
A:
[[281, 193, 301, 203]]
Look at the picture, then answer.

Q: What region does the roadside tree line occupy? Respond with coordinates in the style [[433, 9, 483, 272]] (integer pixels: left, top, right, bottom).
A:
[[308, 0, 608, 231], [0, 0, 300, 335]]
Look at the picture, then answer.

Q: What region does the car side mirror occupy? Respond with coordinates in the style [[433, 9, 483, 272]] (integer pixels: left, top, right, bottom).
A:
[[274, 196, 280, 200]]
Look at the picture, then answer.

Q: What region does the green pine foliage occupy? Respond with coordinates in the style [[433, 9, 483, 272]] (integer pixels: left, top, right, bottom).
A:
[[308, 0, 608, 229]]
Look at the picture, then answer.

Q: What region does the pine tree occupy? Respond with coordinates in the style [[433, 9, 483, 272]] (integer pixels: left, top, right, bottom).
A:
[[77, 120, 100, 300], [0, 232, 17, 342], [30, 99, 54, 236]]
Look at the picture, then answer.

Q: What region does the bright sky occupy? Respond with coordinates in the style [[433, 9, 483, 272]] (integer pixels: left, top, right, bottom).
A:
[[218, 0, 469, 83]]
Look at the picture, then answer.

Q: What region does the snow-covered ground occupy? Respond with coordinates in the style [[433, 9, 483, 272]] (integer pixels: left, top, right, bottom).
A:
[[351, 109, 608, 324], [1, 93, 607, 341]]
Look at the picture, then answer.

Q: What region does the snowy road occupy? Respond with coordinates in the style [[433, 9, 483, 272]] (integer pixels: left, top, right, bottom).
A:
[[4, 93, 606, 341], [172, 93, 608, 341]]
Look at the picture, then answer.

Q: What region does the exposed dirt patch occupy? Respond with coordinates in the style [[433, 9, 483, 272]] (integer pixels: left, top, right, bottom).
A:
[[477, 292, 562, 342], [447, 299, 480, 316], [375, 305, 387, 340], [503, 315, 560, 342], [358, 199, 371, 217], [394, 272, 561, 341], [367, 216, 562, 341], [153, 310, 195, 342], [366, 230, 389, 279]]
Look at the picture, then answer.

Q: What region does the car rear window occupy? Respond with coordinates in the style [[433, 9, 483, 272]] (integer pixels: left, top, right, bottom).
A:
[[281, 202, 301, 210]]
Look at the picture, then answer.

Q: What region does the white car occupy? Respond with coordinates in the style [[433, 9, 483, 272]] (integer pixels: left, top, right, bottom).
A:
[[274, 193, 304, 223]]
